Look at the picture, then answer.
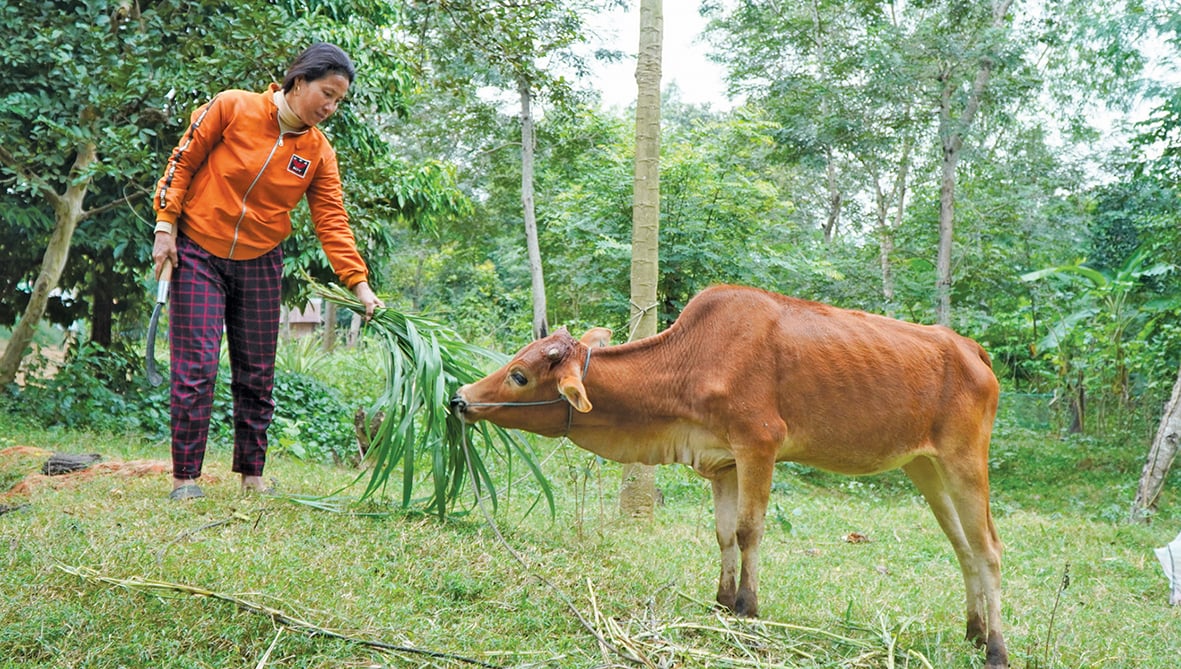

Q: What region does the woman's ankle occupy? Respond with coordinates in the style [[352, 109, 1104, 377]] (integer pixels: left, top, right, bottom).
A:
[[240, 474, 266, 491]]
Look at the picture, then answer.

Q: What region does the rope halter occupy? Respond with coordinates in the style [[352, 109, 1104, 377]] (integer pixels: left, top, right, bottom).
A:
[[456, 345, 592, 437]]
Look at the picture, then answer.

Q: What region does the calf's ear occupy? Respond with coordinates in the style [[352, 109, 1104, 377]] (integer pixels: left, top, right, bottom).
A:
[[558, 375, 593, 413], [580, 327, 613, 348]]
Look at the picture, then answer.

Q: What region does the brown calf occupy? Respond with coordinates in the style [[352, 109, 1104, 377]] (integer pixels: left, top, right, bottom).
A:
[[452, 285, 1007, 668]]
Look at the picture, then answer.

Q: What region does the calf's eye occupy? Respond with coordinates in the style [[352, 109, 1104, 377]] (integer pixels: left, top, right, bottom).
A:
[[510, 371, 528, 386]]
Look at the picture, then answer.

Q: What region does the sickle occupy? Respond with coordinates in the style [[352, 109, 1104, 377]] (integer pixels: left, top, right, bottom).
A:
[[145, 259, 172, 386]]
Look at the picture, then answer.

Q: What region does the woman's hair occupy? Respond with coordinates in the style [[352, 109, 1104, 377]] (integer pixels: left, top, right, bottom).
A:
[[282, 43, 355, 92]]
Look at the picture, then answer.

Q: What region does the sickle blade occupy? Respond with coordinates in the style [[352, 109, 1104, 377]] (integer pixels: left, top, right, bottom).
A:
[[145, 303, 165, 386]]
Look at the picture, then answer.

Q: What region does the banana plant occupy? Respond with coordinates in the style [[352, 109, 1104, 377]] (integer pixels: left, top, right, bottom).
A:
[[1021, 247, 1177, 421]]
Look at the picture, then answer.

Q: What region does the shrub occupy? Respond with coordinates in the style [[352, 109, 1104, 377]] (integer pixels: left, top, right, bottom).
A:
[[6, 342, 357, 465], [6, 341, 169, 435]]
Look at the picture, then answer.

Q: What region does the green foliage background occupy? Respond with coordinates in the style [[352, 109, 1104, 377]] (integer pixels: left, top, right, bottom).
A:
[[3, 3, 1181, 665]]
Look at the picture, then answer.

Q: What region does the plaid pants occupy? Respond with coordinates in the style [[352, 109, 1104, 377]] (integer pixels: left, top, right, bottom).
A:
[[169, 234, 283, 480]]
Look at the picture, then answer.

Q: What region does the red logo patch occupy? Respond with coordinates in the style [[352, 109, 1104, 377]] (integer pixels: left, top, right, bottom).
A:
[[287, 154, 310, 178]]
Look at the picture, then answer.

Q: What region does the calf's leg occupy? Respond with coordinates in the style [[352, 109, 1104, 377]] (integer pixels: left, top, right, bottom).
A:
[[732, 454, 775, 617], [904, 456, 1008, 669], [709, 456, 773, 618], [710, 471, 740, 611]]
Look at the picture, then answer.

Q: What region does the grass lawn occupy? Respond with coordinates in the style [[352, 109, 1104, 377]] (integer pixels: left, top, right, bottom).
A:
[[2, 407, 1180, 668]]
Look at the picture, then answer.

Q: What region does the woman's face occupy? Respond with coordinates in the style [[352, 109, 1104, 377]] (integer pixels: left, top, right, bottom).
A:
[[288, 73, 350, 127]]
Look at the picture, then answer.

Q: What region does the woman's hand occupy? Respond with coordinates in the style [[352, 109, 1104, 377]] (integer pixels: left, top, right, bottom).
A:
[[152, 232, 178, 278], [351, 281, 384, 321]]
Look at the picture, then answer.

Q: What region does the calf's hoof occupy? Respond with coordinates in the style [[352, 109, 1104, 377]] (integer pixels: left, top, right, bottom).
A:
[[966, 621, 1007, 669], [984, 638, 1008, 669], [715, 588, 736, 613], [733, 592, 759, 618]]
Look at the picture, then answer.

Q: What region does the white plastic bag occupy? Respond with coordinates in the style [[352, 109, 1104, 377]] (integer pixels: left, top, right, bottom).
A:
[[1155, 530, 1181, 606]]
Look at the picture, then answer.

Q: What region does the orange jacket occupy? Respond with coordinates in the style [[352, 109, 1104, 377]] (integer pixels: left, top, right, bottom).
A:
[[154, 84, 369, 288]]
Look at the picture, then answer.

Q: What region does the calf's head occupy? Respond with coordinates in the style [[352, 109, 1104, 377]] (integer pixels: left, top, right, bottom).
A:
[[451, 327, 611, 436]]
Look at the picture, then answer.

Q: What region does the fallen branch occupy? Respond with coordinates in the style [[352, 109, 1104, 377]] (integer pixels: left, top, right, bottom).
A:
[[42, 452, 102, 475], [56, 563, 501, 668]]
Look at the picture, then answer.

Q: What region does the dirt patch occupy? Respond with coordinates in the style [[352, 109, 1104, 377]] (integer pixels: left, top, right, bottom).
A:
[[0, 446, 54, 461], [0, 446, 218, 499]]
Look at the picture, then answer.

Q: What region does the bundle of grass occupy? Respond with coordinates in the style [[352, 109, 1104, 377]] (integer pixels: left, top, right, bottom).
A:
[[316, 282, 553, 518]]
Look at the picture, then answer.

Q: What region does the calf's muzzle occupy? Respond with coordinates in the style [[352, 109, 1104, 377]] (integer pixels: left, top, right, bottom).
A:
[[449, 392, 469, 416]]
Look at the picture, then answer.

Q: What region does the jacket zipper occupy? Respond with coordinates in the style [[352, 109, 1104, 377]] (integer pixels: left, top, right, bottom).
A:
[[227, 134, 285, 259], [227, 100, 309, 259]]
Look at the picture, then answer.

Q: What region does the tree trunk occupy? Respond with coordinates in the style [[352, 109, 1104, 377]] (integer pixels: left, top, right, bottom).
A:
[[1132, 363, 1181, 522], [822, 153, 840, 243], [878, 227, 895, 313], [322, 301, 338, 352], [1068, 375, 1085, 434], [519, 78, 549, 340], [91, 265, 114, 348], [620, 0, 662, 519], [881, 123, 911, 317], [347, 312, 362, 348], [934, 0, 1011, 327], [0, 142, 96, 386], [935, 116, 957, 326], [811, 2, 839, 246]]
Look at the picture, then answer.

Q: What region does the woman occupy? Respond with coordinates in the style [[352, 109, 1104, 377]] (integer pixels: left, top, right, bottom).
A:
[[152, 43, 382, 500]]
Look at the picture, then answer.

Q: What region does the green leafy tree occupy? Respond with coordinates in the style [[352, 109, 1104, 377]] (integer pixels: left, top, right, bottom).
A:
[[532, 106, 634, 327], [926, 0, 1018, 324], [702, 0, 929, 309], [702, 0, 1159, 327], [530, 99, 793, 331], [0, 0, 467, 385], [0, 0, 213, 385], [404, 0, 624, 340], [1127, 31, 1181, 518]]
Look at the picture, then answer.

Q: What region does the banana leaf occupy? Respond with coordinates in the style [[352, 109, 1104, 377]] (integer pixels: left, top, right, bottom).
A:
[[316, 282, 554, 519]]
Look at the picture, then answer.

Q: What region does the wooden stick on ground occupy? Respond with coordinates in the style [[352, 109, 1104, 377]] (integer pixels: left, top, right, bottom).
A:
[[57, 563, 502, 668]]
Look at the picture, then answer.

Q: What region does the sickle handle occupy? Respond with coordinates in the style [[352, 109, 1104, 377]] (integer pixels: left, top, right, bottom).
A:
[[156, 259, 173, 304]]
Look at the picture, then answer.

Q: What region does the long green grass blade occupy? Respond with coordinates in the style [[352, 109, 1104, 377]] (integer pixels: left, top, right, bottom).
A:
[[316, 282, 554, 518]]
